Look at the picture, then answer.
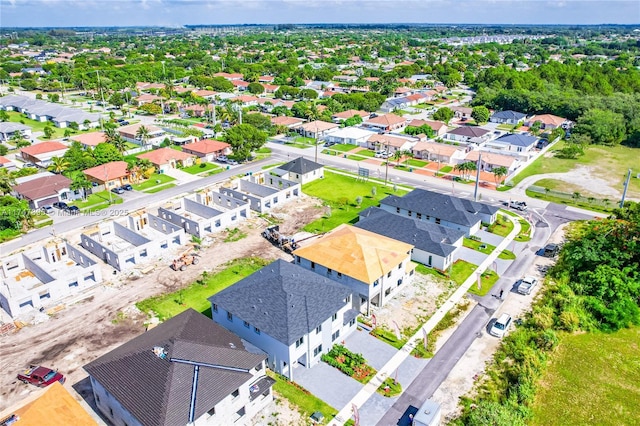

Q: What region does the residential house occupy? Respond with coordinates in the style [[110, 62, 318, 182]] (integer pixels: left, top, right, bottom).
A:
[[230, 95, 259, 107], [489, 110, 527, 125], [407, 119, 448, 137], [118, 123, 165, 148], [83, 161, 130, 191], [137, 147, 195, 173], [0, 156, 16, 170], [80, 210, 187, 271], [294, 120, 340, 140], [193, 89, 219, 100], [525, 114, 572, 130], [157, 192, 250, 239], [356, 207, 464, 271], [214, 72, 244, 81], [258, 76, 275, 83], [380, 98, 410, 113], [270, 116, 305, 128], [71, 131, 107, 149], [12, 174, 82, 208], [0, 95, 101, 129], [379, 189, 499, 236], [331, 110, 370, 123], [20, 141, 68, 165], [445, 126, 490, 144], [209, 259, 359, 380], [84, 309, 273, 426], [182, 139, 231, 162], [0, 122, 32, 142], [182, 104, 212, 118], [485, 133, 538, 154], [366, 133, 417, 153], [231, 80, 250, 91], [134, 93, 163, 105], [219, 174, 301, 213], [451, 106, 473, 120], [363, 114, 407, 132], [0, 382, 98, 425], [0, 239, 102, 318], [464, 150, 520, 174], [271, 157, 324, 184], [411, 141, 467, 165], [325, 127, 378, 147], [293, 224, 415, 314], [135, 82, 165, 91], [262, 84, 280, 94]]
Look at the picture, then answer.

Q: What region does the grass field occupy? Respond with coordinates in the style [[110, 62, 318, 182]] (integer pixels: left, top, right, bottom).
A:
[[69, 190, 123, 211], [136, 257, 269, 320], [145, 183, 176, 193], [132, 173, 175, 191], [181, 162, 220, 175], [302, 171, 407, 232], [467, 269, 499, 296], [330, 143, 359, 152], [449, 260, 477, 285], [531, 327, 640, 426]]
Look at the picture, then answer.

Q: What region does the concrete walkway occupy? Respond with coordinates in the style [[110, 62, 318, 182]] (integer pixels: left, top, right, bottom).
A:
[[329, 215, 522, 425]]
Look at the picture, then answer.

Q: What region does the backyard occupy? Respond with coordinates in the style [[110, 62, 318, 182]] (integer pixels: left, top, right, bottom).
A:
[[302, 171, 408, 232]]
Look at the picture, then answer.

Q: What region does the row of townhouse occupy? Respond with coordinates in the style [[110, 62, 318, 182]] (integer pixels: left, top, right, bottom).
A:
[[0, 95, 101, 129]]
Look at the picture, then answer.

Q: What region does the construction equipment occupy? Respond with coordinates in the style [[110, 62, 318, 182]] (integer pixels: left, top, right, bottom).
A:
[[171, 245, 200, 271], [262, 225, 299, 253]]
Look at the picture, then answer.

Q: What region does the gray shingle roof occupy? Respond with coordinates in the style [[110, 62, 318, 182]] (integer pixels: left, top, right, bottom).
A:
[[491, 110, 526, 121], [447, 126, 489, 138], [84, 309, 266, 426], [209, 259, 354, 346], [276, 157, 324, 175], [380, 188, 498, 228], [495, 133, 538, 147], [355, 207, 464, 257], [0, 122, 30, 133]]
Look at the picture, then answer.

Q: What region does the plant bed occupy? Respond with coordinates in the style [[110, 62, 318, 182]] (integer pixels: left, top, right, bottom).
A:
[[321, 345, 377, 384], [377, 377, 403, 397], [268, 371, 337, 425]]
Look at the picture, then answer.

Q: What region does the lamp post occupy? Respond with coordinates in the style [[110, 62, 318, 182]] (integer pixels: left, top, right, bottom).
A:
[[314, 122, 319, 163]]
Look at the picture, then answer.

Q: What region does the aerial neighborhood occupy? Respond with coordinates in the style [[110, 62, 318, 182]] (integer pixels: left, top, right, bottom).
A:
[[0, 12, 639, 426]]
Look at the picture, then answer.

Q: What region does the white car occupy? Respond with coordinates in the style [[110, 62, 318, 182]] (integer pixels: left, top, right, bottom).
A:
[[217, 156, 228, 163], [489, 313, 512, 338], [227, 159, 238, 166], [518, 276, 538, 295]]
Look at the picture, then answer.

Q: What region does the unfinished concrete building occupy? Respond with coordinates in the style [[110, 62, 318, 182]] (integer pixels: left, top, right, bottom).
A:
[[157, 191, 250, 238], [219, 174, 301, 213], [80, 211, 187, 271], [0, 240, 103, 318]]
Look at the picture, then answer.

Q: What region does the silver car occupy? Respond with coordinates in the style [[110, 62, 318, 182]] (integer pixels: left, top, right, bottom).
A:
[[518, 276, 538, 295]]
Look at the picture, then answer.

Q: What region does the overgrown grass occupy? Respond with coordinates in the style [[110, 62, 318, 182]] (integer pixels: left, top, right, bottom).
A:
[[268, 371, 336, 425], [302, 171, 407, 232], [501, 210, 532, 242], [223, 227, 247, 243], [411, 300, 471, 358], [531, 327, 640, 426], [136, 257, 269, 320], [526, 188, 614, 214]]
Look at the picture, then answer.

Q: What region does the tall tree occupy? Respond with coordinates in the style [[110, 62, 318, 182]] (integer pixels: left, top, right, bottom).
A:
[[48, 156, 70, 174], [135, 125, 151, 147], [0, 168, 16, 195], [223, 124, 267, 161], [491, 166, 508, 186]]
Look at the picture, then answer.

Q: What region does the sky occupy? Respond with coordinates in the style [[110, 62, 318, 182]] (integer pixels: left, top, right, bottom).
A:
[[2, 0, 639, 28]]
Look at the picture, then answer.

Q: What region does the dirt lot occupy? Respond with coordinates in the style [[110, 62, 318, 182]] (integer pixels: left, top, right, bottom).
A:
[[0, 193, 325, 413]]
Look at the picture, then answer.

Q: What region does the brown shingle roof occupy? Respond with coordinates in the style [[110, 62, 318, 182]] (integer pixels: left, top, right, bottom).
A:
[[13, 174, 71, 201]]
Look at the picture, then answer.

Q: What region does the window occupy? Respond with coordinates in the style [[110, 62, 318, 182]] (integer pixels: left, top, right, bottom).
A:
[[109, 408, 113, 417], [244, 321, 250, 328], [345, 294, 351, 303], [408, 210, 412, 217], [396, 207, 400, 213], [374, 279, 379, 287], [313, 344, 323, 357], [387, 271, 392, 278], [349, 318, 356, 327], [311, 261, 315, 270], [254, 327, 261, 335], [232, 389, 240, 398], [316, 325, 322, 334], [296, 256, 300, 264], [96, 394, 100, 403], [227, 312, 233, 322], [332, 313, 338, 322], [327, 268, 332, 276], [398, 263, 402, 269], [417, 213, 422, 219], [212, 304, 218, 313], [295, 337, 304, 348], [332, 330, 340, 341], [337, 272, 342, 278], [435, 218, 441, 224]]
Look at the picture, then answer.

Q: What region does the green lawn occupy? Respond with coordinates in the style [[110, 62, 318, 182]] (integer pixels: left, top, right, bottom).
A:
[[439, 165, 453, 173], [268, 371, 337, 425], [346, 154, 367, 161], [526, 189, 613, 214], [145, 183, 176, 193], [351, 149, 375, 158], [449, 260, 478, 285], [294, 136, 316, 144], [262, 162, 285, 170], [467, 269, 500, 296], [136, 257, 269, 320], [132, 174, 176, 191], [531, 327, 640, 426], [498, 249, 516, 260], [486, 215, 514, 237], [406, 159, 428, 167], [69, 191, 123, 211], [181, 162, 220, 175], [302, 171, 407, 232], [501, 209, 532, 242], [286, 142, 313, 149], [330, 143, 359, 153], [463, 238, 496, 255]]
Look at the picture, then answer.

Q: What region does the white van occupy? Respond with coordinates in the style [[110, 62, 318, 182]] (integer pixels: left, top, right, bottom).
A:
[[489, 313, 512, 338]]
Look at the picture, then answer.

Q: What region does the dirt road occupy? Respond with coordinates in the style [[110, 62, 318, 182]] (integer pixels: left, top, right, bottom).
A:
[[0, 194, 324, 412]]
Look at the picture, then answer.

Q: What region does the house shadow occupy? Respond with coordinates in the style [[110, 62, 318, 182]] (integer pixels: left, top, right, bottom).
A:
[[396, 405, 420, 426], [72, 376, 110, 425]]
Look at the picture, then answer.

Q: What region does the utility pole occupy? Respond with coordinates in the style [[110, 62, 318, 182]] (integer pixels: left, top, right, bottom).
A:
[[384, 140, 390, 186], [473, 153, 482, 201], [96, 70, 106, 131], [314, 122, 319, 163], [619, 168, 632, 208]]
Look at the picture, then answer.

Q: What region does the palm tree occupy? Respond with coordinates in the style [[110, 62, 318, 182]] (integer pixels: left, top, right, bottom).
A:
[[135, 125, 151, 148], [126, 159, 142, 184], [70, 174, 92, 200], [48, 156, 70, 174], [491, 166, 508, 186], [105, 128, 127, 154], [0, 168, 16, 195], [391, 150, 404, 167]]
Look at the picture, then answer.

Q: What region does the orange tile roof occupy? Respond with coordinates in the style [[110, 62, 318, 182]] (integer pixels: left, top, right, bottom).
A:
[[71, 131, 106, 146], [368, 134, 416, 148], [83, 160, 129, 181], [465, 150, 517, 167], [293, 224, 413, 284], [412, 141, 463, 157], [20, 141, 67, 156], [182, 139, 230, 154], [528, 114, 567, 126], [298, 120, 339, 133], [271, 116, 305, 126], [137, 147, 194, 166], [5, 382, 98, 425], [408, 119, 447, 132], [367, 114, 407, 127], [332, 109, 369, 119], [0, 156, 11, 164]]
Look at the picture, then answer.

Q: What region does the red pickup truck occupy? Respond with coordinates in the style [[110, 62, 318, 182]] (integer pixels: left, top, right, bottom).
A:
[[17, 366, 65, 387]]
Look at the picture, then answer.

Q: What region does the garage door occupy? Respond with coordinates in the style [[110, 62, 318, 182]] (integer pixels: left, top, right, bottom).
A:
[[36, 196, 60, 209]]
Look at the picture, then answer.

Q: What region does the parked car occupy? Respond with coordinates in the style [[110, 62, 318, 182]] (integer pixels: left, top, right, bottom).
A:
[[489, 313, 512, 338], [41, 205, 54, 214], [217, 155, 228, 163], [111, 187, 125, 194], [122, 184, 133, 191], [509, 200, 528, 211], [17, 366, 65, 387], [52, 201, 68, 210], [118, 120, 130, 126], [227, 159, 239, 166], [542, 243, 560, 258], [66, 205, 80, 215], [23, 162, 36, 168], [518, 276, 538, 295]]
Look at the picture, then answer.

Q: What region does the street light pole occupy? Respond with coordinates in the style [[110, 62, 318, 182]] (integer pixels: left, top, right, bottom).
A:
[[314, 122, 319, 163], [384, 140, 390, 186]]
